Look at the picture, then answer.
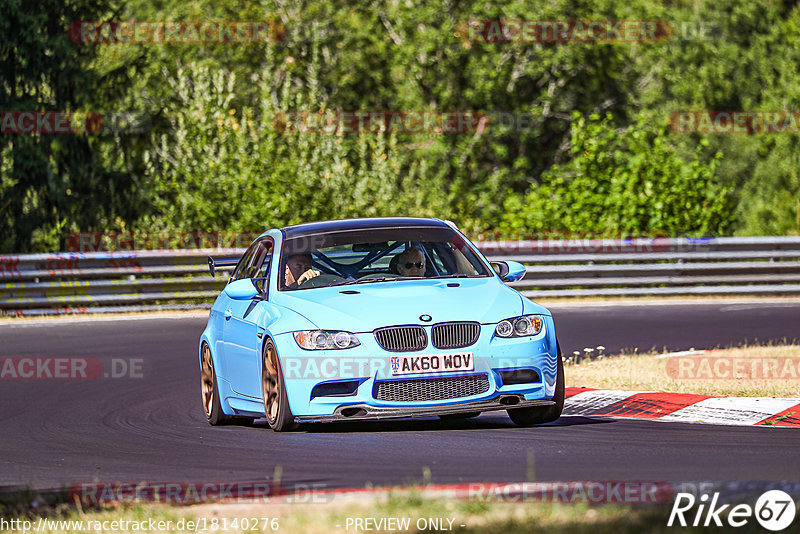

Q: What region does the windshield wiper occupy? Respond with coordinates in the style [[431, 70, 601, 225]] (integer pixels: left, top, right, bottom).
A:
[[334, 276, 415, 286]]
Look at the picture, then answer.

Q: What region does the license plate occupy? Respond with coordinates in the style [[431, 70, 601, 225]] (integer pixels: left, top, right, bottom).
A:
[[390, 352, 474, 375]]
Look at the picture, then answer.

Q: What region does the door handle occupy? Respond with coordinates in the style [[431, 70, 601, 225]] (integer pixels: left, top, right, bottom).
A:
[[224, 308, 232, 320]]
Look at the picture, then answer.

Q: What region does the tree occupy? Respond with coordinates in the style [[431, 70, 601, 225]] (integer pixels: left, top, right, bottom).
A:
[[0, 0, 140, 251], [500, 112, 735, 237]]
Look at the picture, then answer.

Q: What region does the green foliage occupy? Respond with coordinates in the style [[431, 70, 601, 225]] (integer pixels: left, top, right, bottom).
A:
[[139, 57, 455, 235], [3, 0, 800, 252], [0, 0, 142, 252], [733, 135, 800, 235], [500, 113, 735, 237]]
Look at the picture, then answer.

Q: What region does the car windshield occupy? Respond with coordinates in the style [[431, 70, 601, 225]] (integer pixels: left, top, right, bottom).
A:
[[279, 226, 491, 291]]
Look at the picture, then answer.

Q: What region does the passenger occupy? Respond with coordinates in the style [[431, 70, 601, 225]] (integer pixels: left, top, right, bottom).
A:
[[284, 253, 320, 288], [396, 247, 426, 277]]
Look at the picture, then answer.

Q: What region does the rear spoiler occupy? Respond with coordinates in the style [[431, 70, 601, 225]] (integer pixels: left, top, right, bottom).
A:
[[207, 256, 240, 277]]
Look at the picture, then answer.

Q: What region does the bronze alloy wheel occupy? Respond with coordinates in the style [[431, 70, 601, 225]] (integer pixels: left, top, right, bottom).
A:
[[261, 340, 298, 431], [262, 343, 280, 425], [200, 342, 253, 426], [201, 343, 215, 419]]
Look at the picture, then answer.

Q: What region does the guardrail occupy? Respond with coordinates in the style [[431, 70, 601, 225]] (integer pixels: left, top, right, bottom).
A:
[[479, 236, 800, 298], [2, 236, 800, 315]]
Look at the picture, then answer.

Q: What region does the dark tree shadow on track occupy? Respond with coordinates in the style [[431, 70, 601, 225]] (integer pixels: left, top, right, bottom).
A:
[[243, 414, 615, 434], [542, 415, 614, 427]]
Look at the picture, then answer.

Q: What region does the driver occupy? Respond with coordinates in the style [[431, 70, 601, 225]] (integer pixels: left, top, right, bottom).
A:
[[396, 247, 426, 277], [284, 253, 320, 288]]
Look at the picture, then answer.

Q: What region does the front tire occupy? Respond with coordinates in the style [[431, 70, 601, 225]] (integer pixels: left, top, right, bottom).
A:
[[262, 339, 298, 432], [507, 342, 565, 426]]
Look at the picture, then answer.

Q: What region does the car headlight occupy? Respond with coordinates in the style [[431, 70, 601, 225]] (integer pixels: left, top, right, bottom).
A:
[[293, 330, 361, 350], [495, 315, 544, 338]]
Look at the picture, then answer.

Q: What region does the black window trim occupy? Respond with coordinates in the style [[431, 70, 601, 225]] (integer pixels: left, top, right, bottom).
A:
[[232, 236, 274, 300], [230, 243, 257, 282]]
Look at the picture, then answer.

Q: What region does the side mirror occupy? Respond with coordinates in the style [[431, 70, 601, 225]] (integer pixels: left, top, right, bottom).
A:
[[491, 260, 526, 283], [225, 279, 260, 300]]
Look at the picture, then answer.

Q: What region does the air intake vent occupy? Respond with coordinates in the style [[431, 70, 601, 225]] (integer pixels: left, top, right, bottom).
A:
[[431, 321, 480, 349], [374, 326, 427, 352], [310, 380, 361, 398], [374, 374, 490, 402], [499, 369, 540, 385]]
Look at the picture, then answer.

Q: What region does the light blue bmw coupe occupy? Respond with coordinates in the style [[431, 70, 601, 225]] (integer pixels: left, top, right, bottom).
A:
[[199, 217, 563, 431]]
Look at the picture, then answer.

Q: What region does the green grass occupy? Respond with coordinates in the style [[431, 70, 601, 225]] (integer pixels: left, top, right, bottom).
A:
[[567, 345, 800, 397], [3, 487, 796, 534]]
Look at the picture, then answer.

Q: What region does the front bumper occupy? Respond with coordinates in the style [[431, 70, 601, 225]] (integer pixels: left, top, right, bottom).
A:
[[272, 317, 560, 420], [294, 394, 555, 423]]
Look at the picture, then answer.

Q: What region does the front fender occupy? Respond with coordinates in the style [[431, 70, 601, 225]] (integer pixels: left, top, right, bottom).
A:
[[253, 302, 319, 335]]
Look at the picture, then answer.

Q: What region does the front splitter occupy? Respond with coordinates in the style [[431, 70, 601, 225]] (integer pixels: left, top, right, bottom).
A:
[[294, 395, 555, 423]]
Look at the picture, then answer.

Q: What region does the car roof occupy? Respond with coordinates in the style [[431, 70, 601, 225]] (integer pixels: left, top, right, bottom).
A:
[[280, 217, 450, 239]]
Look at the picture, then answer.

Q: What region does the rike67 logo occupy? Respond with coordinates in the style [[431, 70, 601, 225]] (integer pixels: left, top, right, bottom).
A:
[[668, 490, 796, 531]]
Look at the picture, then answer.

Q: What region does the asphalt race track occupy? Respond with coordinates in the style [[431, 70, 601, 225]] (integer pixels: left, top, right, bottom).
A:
[[552, 300, 800, 356], [2, 301, 799, 492]]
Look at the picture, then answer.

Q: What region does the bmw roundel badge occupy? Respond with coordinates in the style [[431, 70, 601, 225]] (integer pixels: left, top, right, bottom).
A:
[[420, 314, 432, 322]]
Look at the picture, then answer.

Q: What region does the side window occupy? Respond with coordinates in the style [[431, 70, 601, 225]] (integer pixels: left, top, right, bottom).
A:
[[424, 244, 447, 273], [246, 240, 273, 279], [449, 242, 479, 275], [256, 253, 272, 278], [231, 243, 258, 281]]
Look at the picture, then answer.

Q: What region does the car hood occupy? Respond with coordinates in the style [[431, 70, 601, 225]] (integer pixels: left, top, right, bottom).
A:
[[272, 277, 549, 331]]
